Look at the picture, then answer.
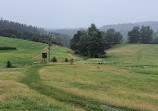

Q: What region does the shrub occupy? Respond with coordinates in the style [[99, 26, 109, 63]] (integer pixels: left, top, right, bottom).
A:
[[70, 58, 74, 64], [51, 57, 57, 62], [7, 61, 12, 68], [0, 47, 16, 50], [65, 58, 69, 62]]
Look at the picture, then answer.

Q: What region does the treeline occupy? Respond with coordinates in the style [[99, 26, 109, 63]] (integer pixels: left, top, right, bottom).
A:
[[128, 26, 153, 44], [128, 26, 158, 44], [102, 28, 122, 49], [0, 18, 48, 42], [153, 31, 158, 44], [70, 24, 123, 58], [0, 18, 70, 47], [70, 24, 158, 58]]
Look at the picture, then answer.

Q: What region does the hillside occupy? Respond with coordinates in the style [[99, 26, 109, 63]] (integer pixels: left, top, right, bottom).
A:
[[100, 21, 158, 32], [0, 36, 47, 67], [100, 21, 158, 41], [0, 40, 158, 111], [0, 36, 77, 67]]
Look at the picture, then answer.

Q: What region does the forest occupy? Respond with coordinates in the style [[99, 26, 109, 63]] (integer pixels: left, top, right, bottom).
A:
[[0, 18, 70, 47], [1, 18, 158, 58]]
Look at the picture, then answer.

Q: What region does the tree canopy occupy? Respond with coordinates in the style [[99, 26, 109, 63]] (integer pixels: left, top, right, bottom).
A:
[[102, 29, 123, 49], [128, 26, 153, 44], [0, 18, 70, 47], [70, 24, 105, 58]]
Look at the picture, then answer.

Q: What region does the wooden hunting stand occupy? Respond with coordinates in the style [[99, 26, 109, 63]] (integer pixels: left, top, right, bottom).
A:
[[42, 52, 47, 64]]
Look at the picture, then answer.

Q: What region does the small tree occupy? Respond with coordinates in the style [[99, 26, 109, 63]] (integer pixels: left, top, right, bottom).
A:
[[7, 61, 12, 68], [51, 57, 57, 62], [65, 58, 69, 62]]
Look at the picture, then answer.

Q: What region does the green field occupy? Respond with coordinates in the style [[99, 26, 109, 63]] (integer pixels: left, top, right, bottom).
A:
[[0, 36, 158, 111], [0, 36, 48, 67], [0, 36, 74, 67]]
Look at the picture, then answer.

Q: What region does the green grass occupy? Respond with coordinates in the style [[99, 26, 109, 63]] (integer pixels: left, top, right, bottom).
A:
[[0, 36, 47, 67], [50, 47, 77, 62], [0, 37, 78, 67], [0, 38, 158, 111]]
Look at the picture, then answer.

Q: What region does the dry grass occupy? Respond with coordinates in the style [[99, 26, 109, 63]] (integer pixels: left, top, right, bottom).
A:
[[0, 69, 84, 111], [39, 61, 158, 111], [1, 44, 158, 111]]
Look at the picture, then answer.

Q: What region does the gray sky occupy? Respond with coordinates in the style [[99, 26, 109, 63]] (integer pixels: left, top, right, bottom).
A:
[[0, 0, 158, 28]]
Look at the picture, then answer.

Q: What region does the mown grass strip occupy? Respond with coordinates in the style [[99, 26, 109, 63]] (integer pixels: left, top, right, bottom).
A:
[[21, 64, 137, 111]]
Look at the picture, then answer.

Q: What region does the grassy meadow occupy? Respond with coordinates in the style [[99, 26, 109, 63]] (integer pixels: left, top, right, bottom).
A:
[[0, 36, 47, 67], [0, 36, 74, 67], [0, 36, 158, 111]]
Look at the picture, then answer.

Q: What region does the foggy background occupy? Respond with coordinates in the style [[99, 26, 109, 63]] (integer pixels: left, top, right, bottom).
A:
[[0, 0, 158, 28]]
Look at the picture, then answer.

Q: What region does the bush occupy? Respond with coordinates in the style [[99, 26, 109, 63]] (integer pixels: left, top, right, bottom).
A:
[[70, 58, 74, 64], [65, 58, 69, 62], [51, 57, 57, 62], [0, 47, 16, 50], [7, 61, 12, 68]]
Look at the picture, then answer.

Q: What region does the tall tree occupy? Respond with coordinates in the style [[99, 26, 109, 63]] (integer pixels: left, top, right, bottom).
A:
[[128, 26, 140, 43], [86, 24, 105, 57], [70, 24, 105, 58], [70, 31, 82, 50], [102, 28, 123, 49], [140, 26, 153, 43]]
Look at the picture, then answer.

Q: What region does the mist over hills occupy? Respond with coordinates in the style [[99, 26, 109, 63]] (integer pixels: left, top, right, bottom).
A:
[[50, 21, 158, 42], [100, 21, 158, 32], [50, 28, 86, 37], [100, 21, 158, 41]]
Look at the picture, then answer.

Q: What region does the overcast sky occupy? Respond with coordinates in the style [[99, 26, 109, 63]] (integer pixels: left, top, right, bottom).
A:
[[0, 0, 158, 29]]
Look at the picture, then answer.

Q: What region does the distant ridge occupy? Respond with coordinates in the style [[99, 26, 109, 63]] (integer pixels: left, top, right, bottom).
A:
[[100, 21, 158, 41], [100, 21, 158, 32], [50, 28, 86, 37], [50, 21, 158, 42]]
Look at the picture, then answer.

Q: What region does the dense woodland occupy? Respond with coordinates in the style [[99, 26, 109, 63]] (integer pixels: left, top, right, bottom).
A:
[[0, 18, 70, 47]]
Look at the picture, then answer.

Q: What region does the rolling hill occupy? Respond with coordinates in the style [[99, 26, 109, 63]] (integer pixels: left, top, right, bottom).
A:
[[0, 37, 158, 111], [0, 36, 74, 67], [0, 36, 47, 67]]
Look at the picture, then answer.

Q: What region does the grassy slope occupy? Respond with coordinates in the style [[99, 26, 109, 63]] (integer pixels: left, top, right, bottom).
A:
[[0, 36, 82, 111], [0, 36, 74, 67], [50, 46, 78, 61], [38, 44, 158, 111], [0, 36, 47, 67], [0, 38, 158, 111]]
